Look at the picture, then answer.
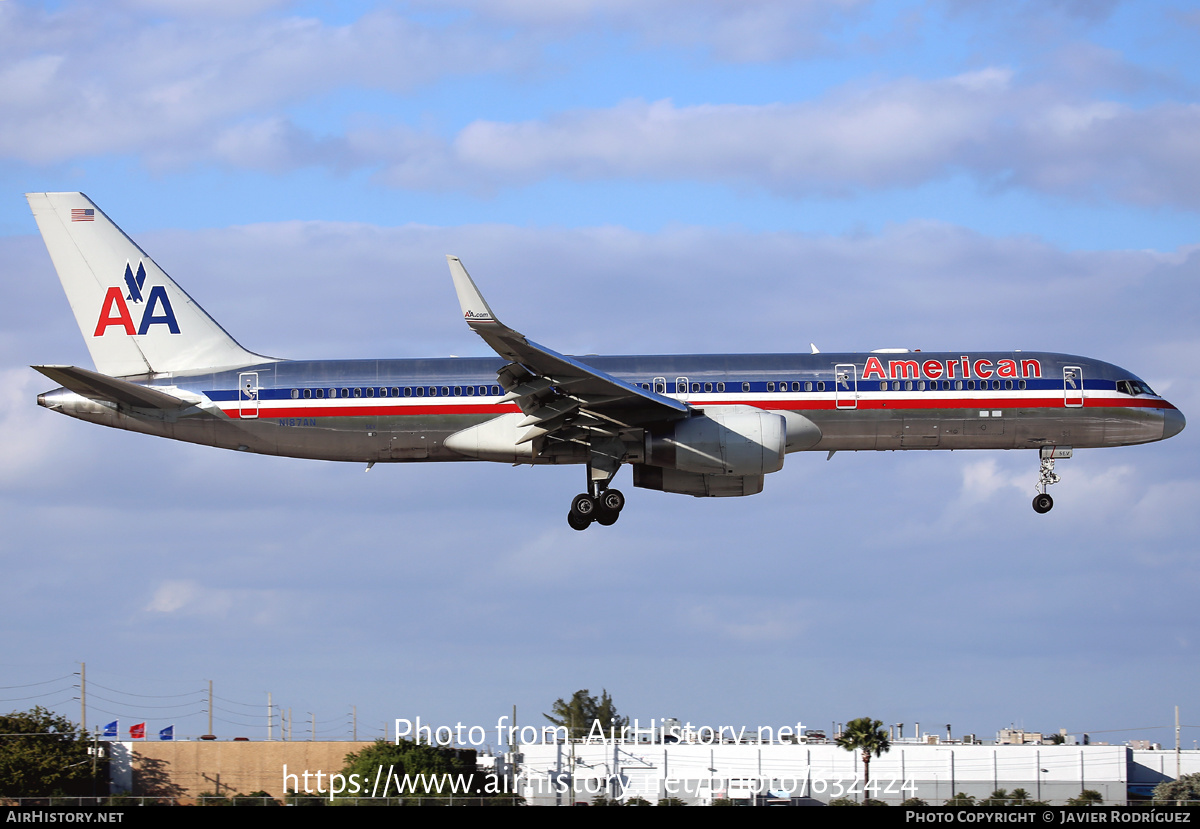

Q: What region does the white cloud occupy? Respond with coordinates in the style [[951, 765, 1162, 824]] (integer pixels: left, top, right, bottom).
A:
[[431, 0, 870, 62], [357, 74, 1200, 208], [0, 3, 522, 164], [145, 578, 286, 625], [1, 4, 1195, 210]]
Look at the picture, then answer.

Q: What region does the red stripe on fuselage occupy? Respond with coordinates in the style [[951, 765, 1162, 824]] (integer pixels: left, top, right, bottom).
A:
[[218, 396, 1172, 420]]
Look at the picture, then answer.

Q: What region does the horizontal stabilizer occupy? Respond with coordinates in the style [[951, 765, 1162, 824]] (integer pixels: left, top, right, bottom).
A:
[[32, 365, 190, 410]]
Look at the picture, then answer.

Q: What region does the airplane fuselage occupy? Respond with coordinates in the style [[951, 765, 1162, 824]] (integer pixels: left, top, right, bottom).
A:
[[40, 350, 1180, 464]]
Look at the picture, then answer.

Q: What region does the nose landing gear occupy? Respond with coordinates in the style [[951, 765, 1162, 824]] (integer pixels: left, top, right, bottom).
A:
[[1033, 446, 1071, 514]]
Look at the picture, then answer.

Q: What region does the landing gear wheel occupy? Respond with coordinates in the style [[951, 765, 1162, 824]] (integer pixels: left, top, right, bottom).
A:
[[599, 489, 625, 513], [570, 493, 596, 519], [567, 511, 591, 531], [1032, 493, 1054, 514], [595, 506, 619, 526]]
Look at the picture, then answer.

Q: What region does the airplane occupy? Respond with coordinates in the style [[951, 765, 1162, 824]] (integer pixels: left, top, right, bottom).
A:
[[27, 192, 1185, 530]]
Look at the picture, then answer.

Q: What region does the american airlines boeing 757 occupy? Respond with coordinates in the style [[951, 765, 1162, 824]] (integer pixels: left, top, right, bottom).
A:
[[28, 193, 1185, 529]]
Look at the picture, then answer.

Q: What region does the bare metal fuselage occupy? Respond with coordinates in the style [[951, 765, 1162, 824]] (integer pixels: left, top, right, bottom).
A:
[[39, 350, 1180, 466]]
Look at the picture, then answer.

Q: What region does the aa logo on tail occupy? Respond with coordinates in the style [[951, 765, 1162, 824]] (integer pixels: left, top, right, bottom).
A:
[[93, 260, 181, 337]]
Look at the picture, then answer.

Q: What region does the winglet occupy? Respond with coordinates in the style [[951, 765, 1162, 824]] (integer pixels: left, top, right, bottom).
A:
[[446, 256, 500, 327]]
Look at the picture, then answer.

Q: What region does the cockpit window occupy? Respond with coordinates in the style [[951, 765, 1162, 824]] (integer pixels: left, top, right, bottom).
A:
[[1117, 379, 1156, 396]]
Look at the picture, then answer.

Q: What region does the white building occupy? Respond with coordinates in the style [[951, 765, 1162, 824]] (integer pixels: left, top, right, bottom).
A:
[[508, 740, 1200, 806]]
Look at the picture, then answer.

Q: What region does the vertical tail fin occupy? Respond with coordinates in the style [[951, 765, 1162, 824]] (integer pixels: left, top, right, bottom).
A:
[[26, 192, 268, 377]]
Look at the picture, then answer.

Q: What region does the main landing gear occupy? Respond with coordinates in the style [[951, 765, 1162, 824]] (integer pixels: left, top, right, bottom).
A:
[[568, 488, 626, 530], [568, 444, 626, 530], [1032, 446, 1072, 514]]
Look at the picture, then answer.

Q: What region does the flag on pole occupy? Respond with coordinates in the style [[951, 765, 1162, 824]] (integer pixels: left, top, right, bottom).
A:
[[130, 723, 145, 739], [103, 721, 117, 738], [159, 725, 174, 741]]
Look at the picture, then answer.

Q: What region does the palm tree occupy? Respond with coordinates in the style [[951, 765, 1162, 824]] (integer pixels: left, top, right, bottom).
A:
[[836, 717, 891, 801]]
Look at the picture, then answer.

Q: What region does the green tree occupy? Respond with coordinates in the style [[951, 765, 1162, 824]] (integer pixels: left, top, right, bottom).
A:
[[0, 708, 101, 798], [1066, 789, 1104, 806], [336, 738, 486, 801], [543, 689, 628, 740], [1153, 774, 1200, 805], [835, 717, 891, 802]]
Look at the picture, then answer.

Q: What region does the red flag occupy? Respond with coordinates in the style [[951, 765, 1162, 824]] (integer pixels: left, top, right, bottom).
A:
[[130, 723, 145, 739]]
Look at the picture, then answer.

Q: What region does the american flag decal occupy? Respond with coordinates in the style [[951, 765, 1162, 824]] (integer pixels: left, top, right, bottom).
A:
[[71, 208, 94, 222]]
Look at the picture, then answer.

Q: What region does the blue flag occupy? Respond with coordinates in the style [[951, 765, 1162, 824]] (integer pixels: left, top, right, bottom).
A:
[[103, 721, 117, 738], [159, 725, 174, 741]]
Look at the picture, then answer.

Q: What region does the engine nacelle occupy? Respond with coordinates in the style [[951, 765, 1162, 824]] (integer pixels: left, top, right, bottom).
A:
[[644, 408, 786, 476], [632, 465, 764, 497]]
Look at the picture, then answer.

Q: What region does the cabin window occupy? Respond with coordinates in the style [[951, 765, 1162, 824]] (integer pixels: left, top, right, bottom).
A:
[[1004, 380, 1013, 390], [817, 381, 826, 392], [905, 381, 913, 391], [879, 382, 887, 391], [416, 387, 425, 397], [805, 382, 813, 392], [703, 382, 712, 393], [354, 388, 362, 398], [767, 382, 775, 392], [742, 382, 751, 392], [491, 385, 501, 396], [465, 386, 474, 396], [655, 381, 666, 393], [441, 387, 449, 396], [453, 386, 462, 396], [291, 389, 299, 399], [918, 381, 926, 391], [954, 380, 963, 391], [403, 387, 411, 397], [303, 389, 312, 399]]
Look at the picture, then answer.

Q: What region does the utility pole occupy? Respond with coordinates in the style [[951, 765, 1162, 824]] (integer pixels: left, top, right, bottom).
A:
[[352, 706, 357, 741], [1176, 706, 1181, 780], [207, 680, 213, 737], [267, 693, 272, 741], [78, 662, 85, 734]]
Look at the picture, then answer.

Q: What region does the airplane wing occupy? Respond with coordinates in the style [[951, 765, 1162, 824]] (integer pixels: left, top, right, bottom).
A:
[[446, 256, 688, 445], [33, 365, 195, 411]]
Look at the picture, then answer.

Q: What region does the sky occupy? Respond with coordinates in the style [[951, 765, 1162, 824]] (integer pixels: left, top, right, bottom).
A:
[[1, 0, 1199, 752]]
